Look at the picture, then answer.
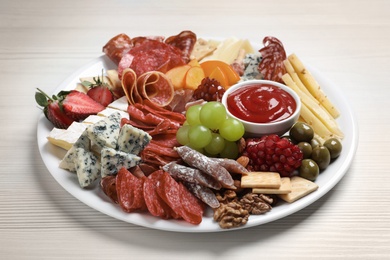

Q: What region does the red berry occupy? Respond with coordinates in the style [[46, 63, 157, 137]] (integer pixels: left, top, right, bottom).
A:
[[243, 134, 303, 177], [87, 86, 114, 107], [62, 91, 105, 121], [193, 77, 225, 102], [47, 101, 74, 129]]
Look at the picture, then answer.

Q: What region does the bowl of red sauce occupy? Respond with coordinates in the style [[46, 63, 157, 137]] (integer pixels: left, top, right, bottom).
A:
[[221, 80, 301, 137]]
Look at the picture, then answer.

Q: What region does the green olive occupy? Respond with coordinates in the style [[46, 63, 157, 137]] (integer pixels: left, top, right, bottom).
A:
[[323, 138, 342, 159], [297, 142, 312, 159], [310, 137, 321, 149], [289, 122, 314, 142], [311, 146, 331, 171], [281, 135, 294, 143], [299, 159, 320, 181]]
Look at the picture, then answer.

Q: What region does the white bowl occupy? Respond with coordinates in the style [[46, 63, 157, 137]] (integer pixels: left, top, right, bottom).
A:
[[221, 79, 301, 137]]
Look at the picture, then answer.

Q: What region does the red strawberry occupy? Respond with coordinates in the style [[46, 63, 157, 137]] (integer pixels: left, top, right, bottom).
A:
[[62, 90, 105, 121], [82, 71, 114, 107], [87, 86, 114, 107], [35, 88, 74, 129]]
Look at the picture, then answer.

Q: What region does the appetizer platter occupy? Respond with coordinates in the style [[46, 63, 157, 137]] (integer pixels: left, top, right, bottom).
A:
[[36, 31, 358, 232]]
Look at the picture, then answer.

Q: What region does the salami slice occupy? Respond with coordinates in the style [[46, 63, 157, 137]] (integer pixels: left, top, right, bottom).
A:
[[116, 167, 147, 213], [124, 39, 186, 76], [102, 33, 132, 65], [100, 176, 118, 204], [165, 30, 197, 63], [157, 171, 202, 225], [177, 182, 204, 225], [143, 170, 172, 219], [258, 36, 287, 83]]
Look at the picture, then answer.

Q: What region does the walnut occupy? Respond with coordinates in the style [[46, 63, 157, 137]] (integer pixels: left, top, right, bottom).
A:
[[240, 193, 273, 215], [213, 202, 249, 229], [215, 190, 237, 204]]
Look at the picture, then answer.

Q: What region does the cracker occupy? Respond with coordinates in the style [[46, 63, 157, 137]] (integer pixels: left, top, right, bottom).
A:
[[252, 177, 291, 194], [240, 172, 281, 189], [278, 176, 318, 203]]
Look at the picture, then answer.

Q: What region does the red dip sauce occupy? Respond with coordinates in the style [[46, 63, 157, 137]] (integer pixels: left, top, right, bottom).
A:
[[227, 83, 296, 123]]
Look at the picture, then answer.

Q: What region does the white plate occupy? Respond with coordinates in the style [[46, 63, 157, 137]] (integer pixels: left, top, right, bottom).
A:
[[37, 53, 358, 232]]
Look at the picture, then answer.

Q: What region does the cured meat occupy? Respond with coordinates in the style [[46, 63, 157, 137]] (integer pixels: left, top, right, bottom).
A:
[[137, 71, 175, 107], [157, 171, 203, 224], [143, 170, 174, 219], [174, 146, 236, 189], [185, 182, 220, 209], [258, 36, 287, 83], [212, 158, 249, 175], [119, 39, 186, 77], [165, 31, 197, 63], [121, 68, 175, 108], [162, 162, 221, 190], [102, 33, 132, 65], [100, 176, 118, 204], [116, 167, 147, 213]]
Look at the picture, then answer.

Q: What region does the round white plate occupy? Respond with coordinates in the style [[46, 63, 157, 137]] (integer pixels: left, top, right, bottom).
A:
[[37, 53, 358, 232]]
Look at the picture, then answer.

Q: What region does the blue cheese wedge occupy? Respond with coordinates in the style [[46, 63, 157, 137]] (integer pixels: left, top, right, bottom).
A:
[[59, 130, 91, 172], [117, 124, 152, 155], [100, 147, 141, 178], [86, 112, 121, 151], [241, 53, 263, 80], [74, 147, 101, 188]]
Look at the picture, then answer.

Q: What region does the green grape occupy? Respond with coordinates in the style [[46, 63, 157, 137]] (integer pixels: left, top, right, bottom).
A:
[[220, 140, 239, 159], [219, 118, 245, 141], [186, 143, 204, 154], [186, 105, 202, 125], [204, 133, 226, 155], [176, 125, 190, 145], [188, 125, 212, 148], [199, 101, 227, 130]]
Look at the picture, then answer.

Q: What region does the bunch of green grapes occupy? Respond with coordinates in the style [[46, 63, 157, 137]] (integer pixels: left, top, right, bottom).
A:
[[176, 101, 245, 159]]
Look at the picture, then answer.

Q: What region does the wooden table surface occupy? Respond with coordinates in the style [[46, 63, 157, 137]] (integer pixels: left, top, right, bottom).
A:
[[1, 0, 389, 259]]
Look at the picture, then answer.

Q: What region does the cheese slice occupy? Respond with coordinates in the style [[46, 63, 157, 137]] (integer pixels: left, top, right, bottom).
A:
[[97, 107, 129, 119], [107, 96, 129, 112], [47, 122, 89, 150]]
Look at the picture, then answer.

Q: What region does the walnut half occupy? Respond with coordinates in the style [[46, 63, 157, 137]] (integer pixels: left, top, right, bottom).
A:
[[213, 202, 249, 229], [240, 193, 273, 215]]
